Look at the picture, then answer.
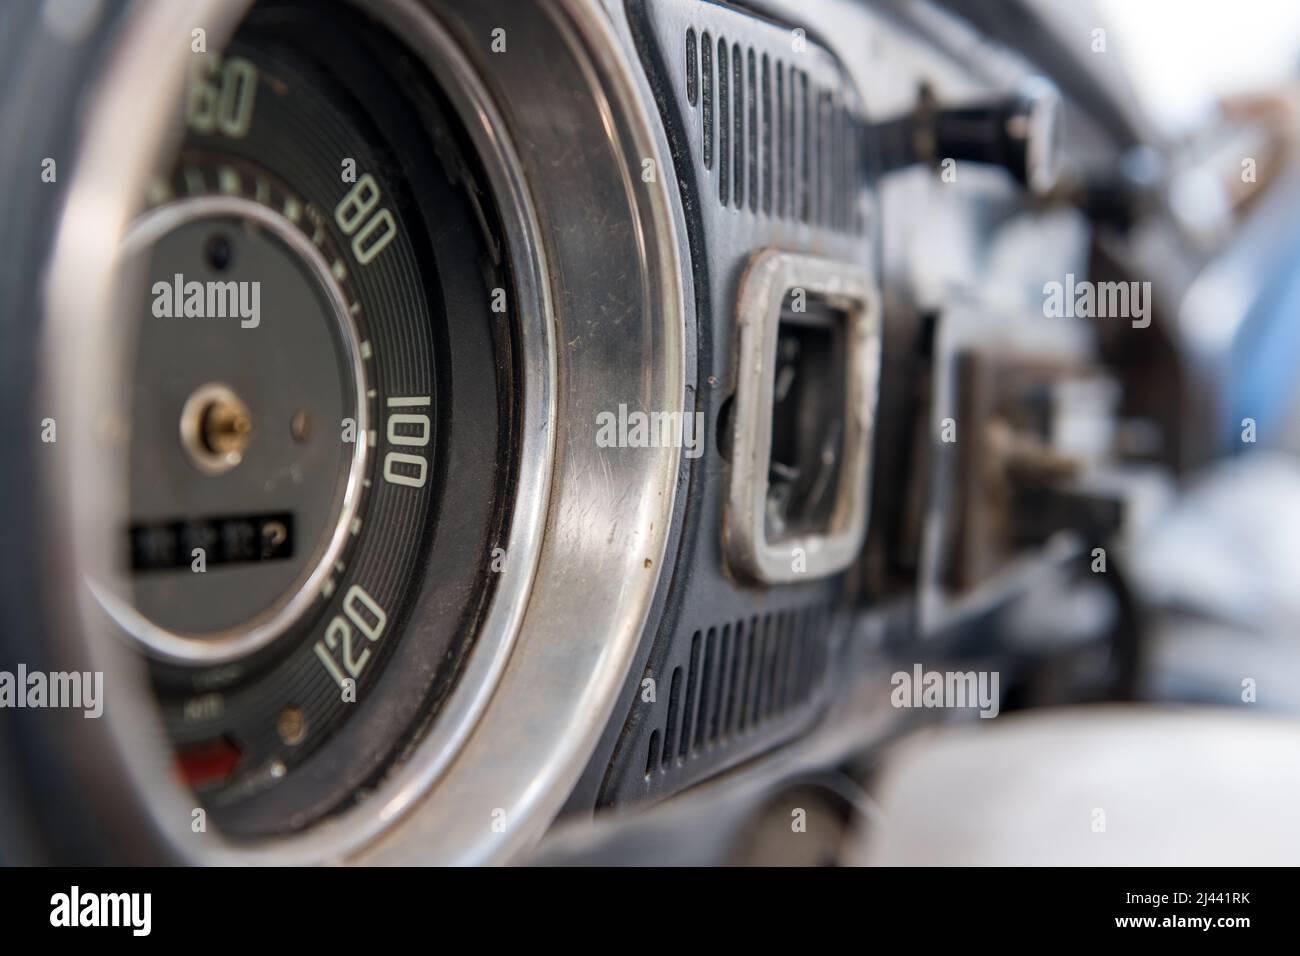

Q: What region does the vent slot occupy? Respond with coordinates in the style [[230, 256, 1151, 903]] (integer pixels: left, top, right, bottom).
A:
[[662, 666, 683, 768], [800, 68, 811, 223], [685, 27, 698, 106], [747, 47, 758, 213], [718, 37, 729, 205], [701, 31, 713, 169], [776, 60, 785, 217], [761, 52, 772, 215], [646, 605, 829, 777], [732, 41, 744, 209]]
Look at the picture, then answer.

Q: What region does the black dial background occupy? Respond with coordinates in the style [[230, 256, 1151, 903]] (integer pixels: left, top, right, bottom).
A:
[[139, 0, 519, 837]]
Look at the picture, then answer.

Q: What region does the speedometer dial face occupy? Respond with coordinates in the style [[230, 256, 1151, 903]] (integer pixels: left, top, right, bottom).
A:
[[111, 0, 518, 837]]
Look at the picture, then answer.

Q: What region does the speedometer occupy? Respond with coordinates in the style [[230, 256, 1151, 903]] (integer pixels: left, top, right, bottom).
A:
[[104, 0, 518, 836]]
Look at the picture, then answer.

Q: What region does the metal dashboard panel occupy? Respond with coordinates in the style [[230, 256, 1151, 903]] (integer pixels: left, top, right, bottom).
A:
[[594, 0, 878, 808]]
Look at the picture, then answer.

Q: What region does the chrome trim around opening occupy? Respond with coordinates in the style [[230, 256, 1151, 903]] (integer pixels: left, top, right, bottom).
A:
[[726, 250, 882, 584]]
